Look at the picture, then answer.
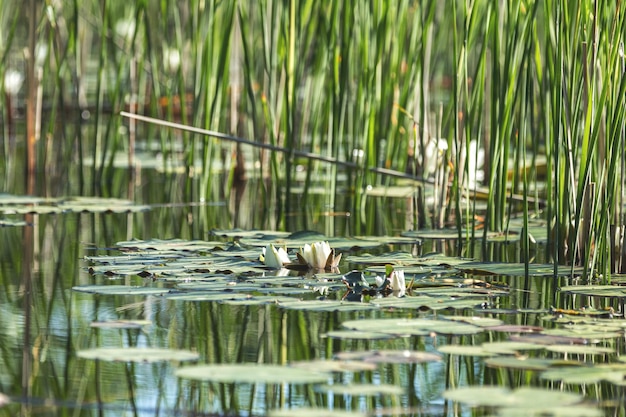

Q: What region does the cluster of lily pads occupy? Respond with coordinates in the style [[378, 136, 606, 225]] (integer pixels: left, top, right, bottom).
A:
[[72, 229, 626, 416]]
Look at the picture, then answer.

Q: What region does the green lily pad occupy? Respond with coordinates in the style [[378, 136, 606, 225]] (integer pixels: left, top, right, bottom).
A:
[[370, 296, 485, 311], [560, 285, 626, 297], [90, 320, 152, 329], [437, 345, 497, 357], [496, 405, 602, 417], [0, 218, 29, 227], [484, 357, 579, 371], [443, 386, 585, 408], [333, 350, 441, 364], [341, 318, 484, 336], [444, 316, 504, 327], [541, 364, 626, 385], [269, 408, 366, 417], [277, 300, 378, 312], [175, 364, 330, 384], [315, 383, 404, 396], [323, 330, 398, 340], [457, 262, 582, 277], [166, 292, 251, 302], [77, 347, 199, 362], [72, 285, 170, 296], [480, 341, 545, 355], [546, 345, 615, 355], [289, 360, 377, 373]]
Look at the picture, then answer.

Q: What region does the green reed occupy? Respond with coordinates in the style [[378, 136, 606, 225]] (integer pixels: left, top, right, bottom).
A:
[[1, 0, 625, 275]]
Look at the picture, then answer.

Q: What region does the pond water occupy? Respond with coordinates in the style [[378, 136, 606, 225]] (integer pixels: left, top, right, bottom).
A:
[[1, 123, 623, 417]]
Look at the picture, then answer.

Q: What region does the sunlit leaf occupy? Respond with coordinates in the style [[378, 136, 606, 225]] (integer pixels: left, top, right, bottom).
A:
[[315, 383, 404, 396], [443, 316, 504, 327], [0, 218, 29, 227], [323, 330, 398, 340], [560, 285, 626, 297], [342, 317, 484, 336], [289, 360, 377, 373], [175, 364, 330, 384], [268, 407, 366, 417], [541, 364, 626, 385], [90, 320, 151, 329], [437, 345, 496, 357], [77, 347, 199, 362], [443, 386, 585, 408], [457, 262, 582, 277], [480, 341, 545, 355], [72, 285, 170, 296], [333, 350, 441, 364], [277, 300, 378, 312], [484, 357, 579, 371]]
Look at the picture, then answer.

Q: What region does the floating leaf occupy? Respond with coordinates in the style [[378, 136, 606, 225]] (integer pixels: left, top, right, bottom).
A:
[[560, 285, 626, 297], [277, 300, 378, 312], [333, 350, 441, 364], [0, 218, 29, 227], [496, 405, 602, 417], [72, 285, 170, 296], [268, 407, 366, 417], [289, 360, 377, 373], [443, 386, 585, 409], [437, 345, 496, 357], [541, 364, 626, 386], [546, 345, 615, 355], [166, 292, 250, 302], [484, 357, 578, 371], [90, 320, 151, 329], [315, 383, 404, 396], [175, 364, 330, 384], [323, 330, 398, 340], [480, 341, 545, 355], [77, 347, 199, 363], [485, 324, 544, 333], [341, 318, 484, 336], [370, 296, 485, 311], [457, 262, 582, 277], [444, 316, 504, 327]]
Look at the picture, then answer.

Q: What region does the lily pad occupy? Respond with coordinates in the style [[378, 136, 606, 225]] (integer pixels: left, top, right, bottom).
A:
[[77, 347, 199, 363], [333, 350, 441, 364], [560, 285, 626, 297], [0, 218, 29, 227], [277, 300, 378, 312], [315, 383, 404, 396], [175, 364, 330, 384], [541, 364, 626, 386], [341, 318, 484, 336], [289, 360, 377, 373], [443, 386, 585, 408], [484, 357, 579, 371], [457, 262, 582, 277], [323, 330, 398, 340], [90, 320, 152, 329], [480, 341, 545, 355], [268, 408, 366, 417], [437, 345, 497, 357], [72, 285, 170, 296], [546, 345, 615, 355]]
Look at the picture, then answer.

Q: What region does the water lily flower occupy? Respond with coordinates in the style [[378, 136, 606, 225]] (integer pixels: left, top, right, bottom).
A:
[[389, 269, 406, 297], [297, 241, 341, 270], [260, 244, 290, 269]]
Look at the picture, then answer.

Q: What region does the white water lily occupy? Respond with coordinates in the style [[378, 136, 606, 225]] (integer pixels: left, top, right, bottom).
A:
[[260, 244, 291, 269], [298, 241, 341, 270], [389, 269, 406, 297]]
